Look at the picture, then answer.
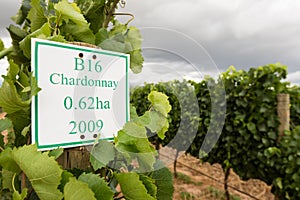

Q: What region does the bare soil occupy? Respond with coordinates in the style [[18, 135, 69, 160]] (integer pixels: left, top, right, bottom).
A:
[[159, 149, 274, 200]]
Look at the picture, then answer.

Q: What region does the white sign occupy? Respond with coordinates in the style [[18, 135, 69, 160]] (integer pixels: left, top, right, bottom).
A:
[[31, 38, 130, 150]]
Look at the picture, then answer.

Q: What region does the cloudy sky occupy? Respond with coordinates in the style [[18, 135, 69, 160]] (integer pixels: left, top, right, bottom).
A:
[[0, 0, 300, 84]]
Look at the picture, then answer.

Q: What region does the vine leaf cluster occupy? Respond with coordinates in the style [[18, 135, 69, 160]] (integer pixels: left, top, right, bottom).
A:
[[0, 0, 174, 199]]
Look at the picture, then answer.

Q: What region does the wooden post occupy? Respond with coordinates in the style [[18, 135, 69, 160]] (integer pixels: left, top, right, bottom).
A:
[[57, 146, 91, 169], [275, 94, 290, 200], [277, 94, 290, 142]]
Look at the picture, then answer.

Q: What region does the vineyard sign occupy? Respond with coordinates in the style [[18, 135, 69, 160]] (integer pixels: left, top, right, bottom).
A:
[[31, 38, 130, 150]]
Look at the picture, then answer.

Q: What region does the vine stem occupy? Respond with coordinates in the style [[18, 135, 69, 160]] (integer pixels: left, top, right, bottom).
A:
[[21, 172, 26, 190], [103, 0, 121, 28], [113, 12, 135, 26], [0, 46, 14, 59], [16, 81, 25, 89], [224, 167, 230, 200], [173, 149, 179, 178], [12, 173, 17, 192]]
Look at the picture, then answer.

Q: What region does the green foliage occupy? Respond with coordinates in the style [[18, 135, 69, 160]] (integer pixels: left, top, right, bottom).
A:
[[115, 173, 156, 200], [152, 161, 174, 200], [269, 126, 300, 199], [78, 173, 114, 200], [27, 0, 47, 32], [0, 80, 30, 114], [64, 178, 96, 200], [113, 91, 172, 173], [90, 140, 115, 170], [289, 85, 300, 128], [131, 80, 199, 151], [13, 189, 28, 200], [131, 63, 300, 199], [98, 21, 144, 73], [12, 145, 64, 200], [0, 148, 21, 173], [197, 64, 287, 184]]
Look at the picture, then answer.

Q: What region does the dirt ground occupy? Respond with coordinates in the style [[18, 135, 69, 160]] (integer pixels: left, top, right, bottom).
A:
[[159, 149, 274, 200]]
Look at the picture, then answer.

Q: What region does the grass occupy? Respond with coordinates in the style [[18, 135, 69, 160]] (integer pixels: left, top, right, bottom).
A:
[[176, 172, 203, 186], [180, 191, 195, 200], [175, 172, 241, 200], [207, 186, 241, 200]]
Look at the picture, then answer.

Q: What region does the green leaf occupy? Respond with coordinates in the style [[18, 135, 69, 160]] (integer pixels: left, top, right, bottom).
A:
[[82, 1, 105, 34], [139, 174, 157, 198], [64, 178, 96, 200], [296, 157, 300, 165], [267, 131, 277, 140], [292, 173, 300, 182], [149, 111, 169, 140], [138, 111, 169, 140], [99, 37, 131, 53], [5, 59, 20, 83], [48, 148, 64, 159], [13, 189, 28, 200], [2, 169, 15, 191], [157, 120, 169, 140], [0, 79, 30, 114], [129, 105, 139, 122], [0, 148, 21, 173], [47, 35, 67, 43], [246, 122, 257, 134], [62, 23, 95, 44], [58, 170, 73, 192], [7, 24, 28, 44], [6, 25, 28, 65], [152, 161, 174, 200], [130, 49, 144, 73], [99, 23, 144, 73], [95, 28, 108, 45], [127, 27, 143, 50], [116, 130, 156, 172], [115, 173, 156, 200], [78, 173, 114, 200], [27, 0, 47, 32], [0, 118, 13, 132], [0, 39, 4, 51], [30, 73, 41, 96], [12, 145, 63, 200], [54, 0, 88, 26], [7, 109, 30, 140], [123, 121, 147, 139], [148, 91, 172, 117], [11, 0, 31, 25], [18, 70, 30, 88], [21, 124, 30, 137], [90, 140, 115, 170], [19, 23, 51, 59], [275, 177, 283, 189], [109, 22, 127, 36]]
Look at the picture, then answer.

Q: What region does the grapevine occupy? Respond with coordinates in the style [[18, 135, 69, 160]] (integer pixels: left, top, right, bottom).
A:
[[0, 0, 174, 199]]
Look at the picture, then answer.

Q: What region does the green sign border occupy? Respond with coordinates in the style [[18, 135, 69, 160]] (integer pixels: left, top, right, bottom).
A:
[[33, 40, 129, 150]]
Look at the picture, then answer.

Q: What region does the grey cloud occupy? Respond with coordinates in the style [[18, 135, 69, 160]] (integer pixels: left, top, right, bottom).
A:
[[121, 0, 300, 76], [287, 71, 300, 84], [1, 0, 300, 83]]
